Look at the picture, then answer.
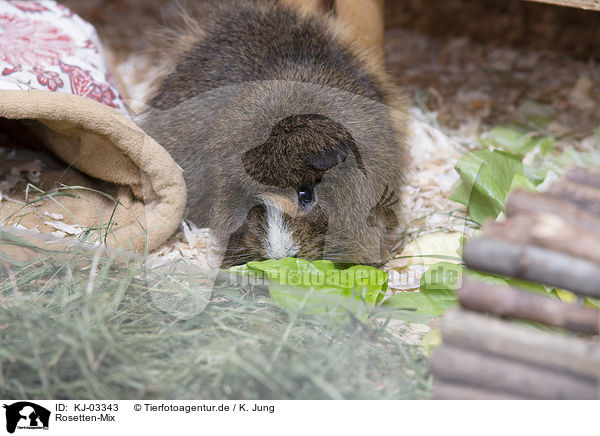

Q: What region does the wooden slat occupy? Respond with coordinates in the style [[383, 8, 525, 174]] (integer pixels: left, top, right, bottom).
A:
[[463, 238, 600, 299], [336, 0, 386, 66], [430, 345, 599, 400], [457, 279, 600, 335], [525, 0, 600, 10], [434, 382, 532, 400], [441, 308, 600, 378]]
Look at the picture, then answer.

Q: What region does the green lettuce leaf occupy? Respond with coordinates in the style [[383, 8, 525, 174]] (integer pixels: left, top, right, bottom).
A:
[[450, 150, 524, 224], [479, 126, 554, 157], [230, 258, 387, 316], [384, 262, 559, 316], [384, 262, 461, 316]]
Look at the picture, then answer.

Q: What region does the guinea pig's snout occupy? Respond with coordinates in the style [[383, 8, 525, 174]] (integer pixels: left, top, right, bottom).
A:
[[261, 198, 300, 260], [221, 198, 304, 268], [261, 198, 329, 263]]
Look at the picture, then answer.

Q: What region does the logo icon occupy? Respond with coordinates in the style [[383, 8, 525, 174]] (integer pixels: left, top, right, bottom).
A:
[[3, 402, 50, 434]]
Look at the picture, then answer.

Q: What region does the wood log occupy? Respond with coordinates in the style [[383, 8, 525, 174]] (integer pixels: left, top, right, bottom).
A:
[[463, 237, 600, 299], [429, 345, 599, 399], [335, 0, 385, 66], [434, 381, 531, 400], [525, 0, 600, 11], [483, 213, 600, 266], [280, 0, 324, 14], [505, 189, 600, 232], [441, 308, 600, 377], [283, 0, 386, 66], [564, 166, 600, 189], [548, 180, 600, 216], [457, 277, 600, 334]]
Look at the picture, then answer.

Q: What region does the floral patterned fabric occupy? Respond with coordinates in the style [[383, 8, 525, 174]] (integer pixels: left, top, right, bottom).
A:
[[0, 0, 128, 114]]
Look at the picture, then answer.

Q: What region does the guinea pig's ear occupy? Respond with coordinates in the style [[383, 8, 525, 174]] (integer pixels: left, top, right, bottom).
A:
[[307, 140, 353, 170], [307, 140, 367, 176]]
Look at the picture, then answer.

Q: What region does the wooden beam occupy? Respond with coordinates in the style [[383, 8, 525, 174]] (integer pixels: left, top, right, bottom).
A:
[[434, 381, 532, 400], [280, 0, 324, 14], [483, 213, 600, 268], [505, 189, 600, 234], [524, 0, 600, 10], [335, 0, 386, 66], [457, 279, 600, 334], [441, 308, 600, 378], [463, 237, 600, 299], [430, 345, 599, 399]]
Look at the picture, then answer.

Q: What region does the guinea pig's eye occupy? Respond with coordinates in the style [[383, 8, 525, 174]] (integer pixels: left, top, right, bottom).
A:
[[297, 185, 315, 208]]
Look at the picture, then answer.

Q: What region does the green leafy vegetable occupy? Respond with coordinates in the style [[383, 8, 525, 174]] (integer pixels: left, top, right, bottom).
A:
[[450, 149, 529, 224], [439, 119, 600, 319], [508, 172, 536, 194], [451, 122, 564, 225], [586, 297, 600, 309], [230, 258, 388, 316], [515, 100, 556, 129], [384, 262, 461, 316], [452, 124, 600, 226], [479, 126, 555, 157], [526, 146, 600, 185], [385, 262, 559, 316]]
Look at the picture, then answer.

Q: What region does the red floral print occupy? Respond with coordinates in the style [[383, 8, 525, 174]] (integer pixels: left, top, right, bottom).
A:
[[59, 60, 92, 95], [1, 64, 22, 76], [0, 1, 126, 113], [0, 14, 74, 66], [86, 82, 118, 108], [10, 1, 49, 13], [84, 39, 99, 53], [59, 61, 118, 108], [34, 66, 64, 91], [55, 3, 75, 18]]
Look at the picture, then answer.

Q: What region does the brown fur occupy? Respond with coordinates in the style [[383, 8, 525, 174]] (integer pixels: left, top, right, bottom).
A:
[[139, 0, 408, 267]]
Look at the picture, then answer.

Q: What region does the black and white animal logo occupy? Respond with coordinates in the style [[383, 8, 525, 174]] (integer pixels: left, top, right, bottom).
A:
[[3, 402, 50, 434]]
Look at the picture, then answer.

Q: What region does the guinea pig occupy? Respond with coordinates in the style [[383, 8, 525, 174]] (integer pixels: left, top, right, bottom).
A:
[[139, 0, 408, 268]]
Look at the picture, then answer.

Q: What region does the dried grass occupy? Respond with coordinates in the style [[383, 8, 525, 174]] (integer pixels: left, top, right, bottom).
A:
[[0, 230, 432, 399]]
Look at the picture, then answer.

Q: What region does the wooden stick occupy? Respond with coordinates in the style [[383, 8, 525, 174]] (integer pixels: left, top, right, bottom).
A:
[[463, 237, 600, 299], [524, 0, 600, 11], [505, 189, 600, 235], [434, 381, 531, 400], [483, 213, 600, 266], [457, 277, 600, 334], [564, 166, 600, 189], [335, 0, 386, 66], [280, 0, 324, 14], [441, 308, 600, 377], [429, 345, 599, 400], [548, 180, 600, 216]]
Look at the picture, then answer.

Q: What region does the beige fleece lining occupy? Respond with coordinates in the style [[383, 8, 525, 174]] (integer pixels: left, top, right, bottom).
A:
[[0, 89, 186, 252]]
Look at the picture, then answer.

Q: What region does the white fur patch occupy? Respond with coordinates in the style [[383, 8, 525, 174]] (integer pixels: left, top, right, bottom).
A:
[[264, 202, 299, 259]]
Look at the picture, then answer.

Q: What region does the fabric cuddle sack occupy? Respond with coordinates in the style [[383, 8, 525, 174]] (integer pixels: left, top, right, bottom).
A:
[[0, 0, 186, 254]]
